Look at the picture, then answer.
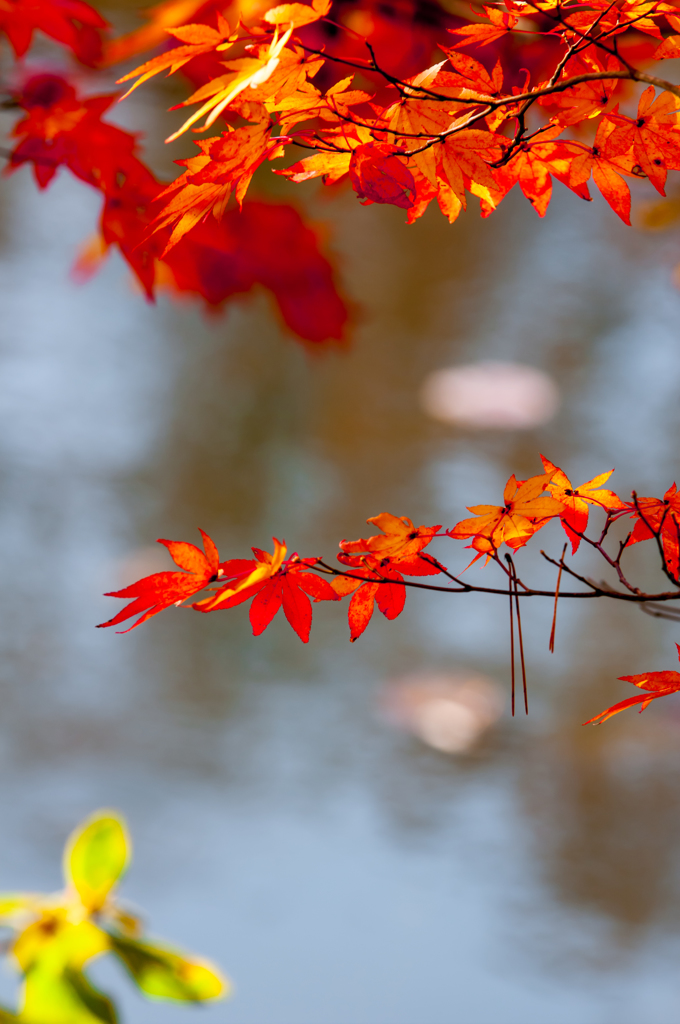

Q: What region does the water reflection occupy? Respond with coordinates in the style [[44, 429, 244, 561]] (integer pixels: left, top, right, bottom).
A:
[[380, 671, 504, 754], [0, 100, 680, 1020], [420, 361, 560, 429]]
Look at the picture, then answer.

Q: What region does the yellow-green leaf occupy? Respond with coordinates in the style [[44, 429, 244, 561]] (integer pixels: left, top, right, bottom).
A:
[[109, 934, 228, 1002], [18, 965, 117, 1024], [13, 917, 109, 974], [64, 811, 130, 912]]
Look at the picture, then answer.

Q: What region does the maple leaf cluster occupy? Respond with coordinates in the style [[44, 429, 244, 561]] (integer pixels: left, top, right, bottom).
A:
[[107, 0, 680, 239], [4, 0, 680, 339], [99, 456, 680, 726]]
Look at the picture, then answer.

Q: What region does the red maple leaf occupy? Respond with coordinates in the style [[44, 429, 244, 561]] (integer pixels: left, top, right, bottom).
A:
[[348, 143, 417, 210], [625, 483, 680, 580], [606, 87, 680, 196], [7, 74, 153, 194], [193, 539, 338, 643], [97, 530, 221, 632], [162, 202, 349, 344], [332, 550, 442, 642], [0, 0, 107, 64], [584, 644, 680, 724]]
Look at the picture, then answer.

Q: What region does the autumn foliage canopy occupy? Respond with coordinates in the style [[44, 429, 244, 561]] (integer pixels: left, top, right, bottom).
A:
[[4, 0, 680, 345]]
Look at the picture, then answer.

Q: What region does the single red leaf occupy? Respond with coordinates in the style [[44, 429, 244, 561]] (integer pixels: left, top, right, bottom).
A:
[[347, 581, 379, 642], [292, 570, 338, 602], [584, 645, 680, 724], [281, 575, 313, 642], [349, 143, 416, 210], [97, 530, 220, 632], [249, 578, 283, 635], [374, 574, 406, 620]]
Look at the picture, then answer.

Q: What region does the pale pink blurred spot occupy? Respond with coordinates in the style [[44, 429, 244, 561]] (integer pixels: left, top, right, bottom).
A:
[[420, 362, 560, 429], [380, 672, 504, 754]]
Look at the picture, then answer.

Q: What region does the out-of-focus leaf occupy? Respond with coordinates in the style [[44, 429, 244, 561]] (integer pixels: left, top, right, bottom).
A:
[[109, 934, 227, 1002], [13, 917, 108, 973], [64, 811, 129, 912], [19, 963, 117, 1023]]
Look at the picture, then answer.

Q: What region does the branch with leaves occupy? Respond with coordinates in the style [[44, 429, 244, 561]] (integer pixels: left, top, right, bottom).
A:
[[98, 455, 680, 726], [110, 0, 680, 237]]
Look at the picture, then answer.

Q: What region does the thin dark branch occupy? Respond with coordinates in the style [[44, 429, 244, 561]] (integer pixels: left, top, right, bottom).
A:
[[508, 556, 515, 717], [315, 561, 680, 603], [508, 557, 529, 715], [549, 543, 568, 653]]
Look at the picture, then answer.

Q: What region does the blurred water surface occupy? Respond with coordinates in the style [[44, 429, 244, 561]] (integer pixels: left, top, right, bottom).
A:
[[1, 85, 680, 1022]]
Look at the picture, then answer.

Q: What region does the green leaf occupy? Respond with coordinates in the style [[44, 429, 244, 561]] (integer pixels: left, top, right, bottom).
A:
[[109, 934, 228, 1003], [18, 965, 117, 1024], [63, 811, 130, 912]]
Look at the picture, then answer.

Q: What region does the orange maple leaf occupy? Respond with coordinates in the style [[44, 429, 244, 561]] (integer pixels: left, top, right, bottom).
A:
[[276, 148, 352, 184], [537, 56, 620, 126], [163, 25, 298, 141], [339, 513, 441, 560], [97, 529, 221, 632], [263, 0, 330, 28], [540, 455, 627, 553], [606, 87, 680, 196], [488, 128, 589, 218], [446, 5, 518, 47], [435, 128, 505, 218], [332, 560, 407, 642], [568, 116, 636, 224], [439, 49, 504, 97], [584, 644, 680, 724], [116, 16, 235, 100], [449, 471, 564, 554], [653, 13, 680, 59], [150, 120, 283, 251]]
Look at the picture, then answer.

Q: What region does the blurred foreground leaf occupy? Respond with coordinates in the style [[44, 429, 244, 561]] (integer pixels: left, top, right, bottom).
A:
[[64, 810, 130, 913], [0, 809, 228, 1022], [110, 934, 228, 1002], [20, 965, 117, 1023]]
